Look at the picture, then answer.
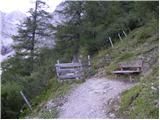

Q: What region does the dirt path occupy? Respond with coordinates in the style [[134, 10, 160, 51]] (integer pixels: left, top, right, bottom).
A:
[[58, 77, 134, 119]]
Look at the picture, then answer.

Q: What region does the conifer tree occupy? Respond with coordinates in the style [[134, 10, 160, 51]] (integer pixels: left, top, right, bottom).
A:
[[12, 0, 54, 73]]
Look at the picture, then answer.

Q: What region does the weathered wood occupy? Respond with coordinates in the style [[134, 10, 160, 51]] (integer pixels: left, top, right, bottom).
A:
[[112, 70, 140, 74], [88, 55, 91, 66], [108, 37, 114, 48], [58, 69, 82, 75], [55, 63, 81, 67], [112, 60, 143, 81], [55, 62, 83, 80], [55, 55, 91, 81], [118, 33, 122, 41], [20, 91, 32, 111], [59, 74, 82, 79], [122, 30, 127, 37], [118, 60, 143, 68], [56, 60, 60, 77]]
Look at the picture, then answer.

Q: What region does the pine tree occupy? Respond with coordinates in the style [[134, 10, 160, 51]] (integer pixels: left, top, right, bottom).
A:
[[12, 0, 54, 74]]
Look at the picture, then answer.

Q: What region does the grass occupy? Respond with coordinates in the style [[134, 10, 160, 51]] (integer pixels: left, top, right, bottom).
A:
[[118, 85, 142, 118], [118, 65, 159, 119], [92, 22, 158, 119], [111, 23, 159, 118], [38, 108, 59, 119], [21, 21, 158, 119], [20, 77, 82, 118]]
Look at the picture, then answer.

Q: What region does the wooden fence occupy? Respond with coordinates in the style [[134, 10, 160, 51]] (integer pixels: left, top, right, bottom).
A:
[[55, 55, 91, 81], [55, 62, 83, 80]]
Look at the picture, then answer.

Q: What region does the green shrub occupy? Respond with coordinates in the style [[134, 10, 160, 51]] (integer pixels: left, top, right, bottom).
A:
[[1, 82, 23, 119]]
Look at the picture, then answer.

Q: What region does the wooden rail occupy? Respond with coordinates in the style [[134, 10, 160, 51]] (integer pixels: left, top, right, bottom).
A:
[[55, 62, 84, 81], [55, 55, 91, 81]]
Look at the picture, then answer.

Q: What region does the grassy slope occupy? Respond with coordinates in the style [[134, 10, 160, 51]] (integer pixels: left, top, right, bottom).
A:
[[20, 77, 82, 118], [93, 21, 159, 118], [22, 21, 158, 119]]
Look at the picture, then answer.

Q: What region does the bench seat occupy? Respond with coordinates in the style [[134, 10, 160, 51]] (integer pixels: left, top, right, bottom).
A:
[[112, 59, 143, 81], [112, 70, 140, 74]]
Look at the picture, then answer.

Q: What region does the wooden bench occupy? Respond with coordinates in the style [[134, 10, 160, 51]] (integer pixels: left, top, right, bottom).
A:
[[112, 60, 143, 81], [55, 62, 84, 82]]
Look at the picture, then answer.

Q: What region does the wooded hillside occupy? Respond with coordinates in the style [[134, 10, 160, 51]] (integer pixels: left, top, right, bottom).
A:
[[1, 1, 158, 118]]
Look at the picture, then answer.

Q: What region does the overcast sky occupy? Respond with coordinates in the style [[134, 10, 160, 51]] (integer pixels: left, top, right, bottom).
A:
[[0, 0, 63, 13]]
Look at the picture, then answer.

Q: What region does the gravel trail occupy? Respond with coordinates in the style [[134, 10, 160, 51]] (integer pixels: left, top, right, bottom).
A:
[[58, 77, 134, 119]]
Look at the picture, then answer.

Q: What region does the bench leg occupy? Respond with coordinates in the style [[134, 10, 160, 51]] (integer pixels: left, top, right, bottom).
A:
[[115, 74, 117, 80], [129, 75, 132, 82]]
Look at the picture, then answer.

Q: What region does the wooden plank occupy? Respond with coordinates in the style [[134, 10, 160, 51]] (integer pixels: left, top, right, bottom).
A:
[[119, 60, 143, 68], [123, 30, 127, 37], [112, 70, 140, 74], [55, 63, 82, 67], [118, 33, 122, 41], [108, 37, 114, 48], [88, 55, 91, 66], [20, 91, 32, 111], [57, 68, 82, 73], [58, 71, 82, 75], [57, 60, 60, 64], [59, 74, 82, 79]]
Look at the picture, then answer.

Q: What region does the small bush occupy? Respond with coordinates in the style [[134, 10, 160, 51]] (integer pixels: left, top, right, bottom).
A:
[[1, 82, 23, 119]]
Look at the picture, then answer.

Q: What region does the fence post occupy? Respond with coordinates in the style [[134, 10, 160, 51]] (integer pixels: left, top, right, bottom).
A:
[[20, 91, 32, 111], [57, 60, 59, 64], [122, 30, 127, 37], [108, 37, 114, 48], [118, 33, 122, 41], [88, 55, 91, 66], [56, 60, 60, 77], [78, 59, 83, 70]]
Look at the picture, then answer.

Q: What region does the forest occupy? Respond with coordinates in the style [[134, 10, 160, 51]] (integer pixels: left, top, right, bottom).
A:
[[1, 1, 159, 119]]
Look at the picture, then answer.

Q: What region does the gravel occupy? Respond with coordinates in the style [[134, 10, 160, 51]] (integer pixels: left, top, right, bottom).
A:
[[58, 77, 134, 119]]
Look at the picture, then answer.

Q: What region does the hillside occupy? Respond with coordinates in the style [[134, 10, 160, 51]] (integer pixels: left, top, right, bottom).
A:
[[1, 1, 158, 119], [92, 22, 159, 118], [22, 22, 158, 119]]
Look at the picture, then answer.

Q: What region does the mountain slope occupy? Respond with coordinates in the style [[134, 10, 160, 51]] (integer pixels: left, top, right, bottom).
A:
[[24, 21, 158, 119], [92, 21, 158, 119], [1, 11, 26, 61]]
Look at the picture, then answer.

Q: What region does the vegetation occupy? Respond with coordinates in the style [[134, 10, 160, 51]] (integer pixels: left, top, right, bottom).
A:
[[19, 77, 72, 118], [92, 17, 158, 118], [118, 64, 158, 119], [1, 0, 158, 119]]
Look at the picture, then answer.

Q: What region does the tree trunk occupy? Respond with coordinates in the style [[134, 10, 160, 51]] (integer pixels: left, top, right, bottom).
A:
[[30, 0, 38, 73]]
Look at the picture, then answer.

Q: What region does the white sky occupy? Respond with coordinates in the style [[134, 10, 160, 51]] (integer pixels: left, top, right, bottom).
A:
[[0, 0, 63, 13]]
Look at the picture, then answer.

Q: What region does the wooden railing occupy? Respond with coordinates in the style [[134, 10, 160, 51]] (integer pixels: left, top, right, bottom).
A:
[[55, 62, 83, 80], [55, 55, 91, 81]]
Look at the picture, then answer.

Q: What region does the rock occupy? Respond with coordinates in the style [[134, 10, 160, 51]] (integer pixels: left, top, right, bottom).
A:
[[109, 113, 116, 118], [151, 86, 157, 91]]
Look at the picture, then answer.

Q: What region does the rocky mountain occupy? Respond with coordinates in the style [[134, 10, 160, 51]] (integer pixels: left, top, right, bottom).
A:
[[52, 2, 66, 26], [1, 11, 26, 61], [0, 2, 65, 62]]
